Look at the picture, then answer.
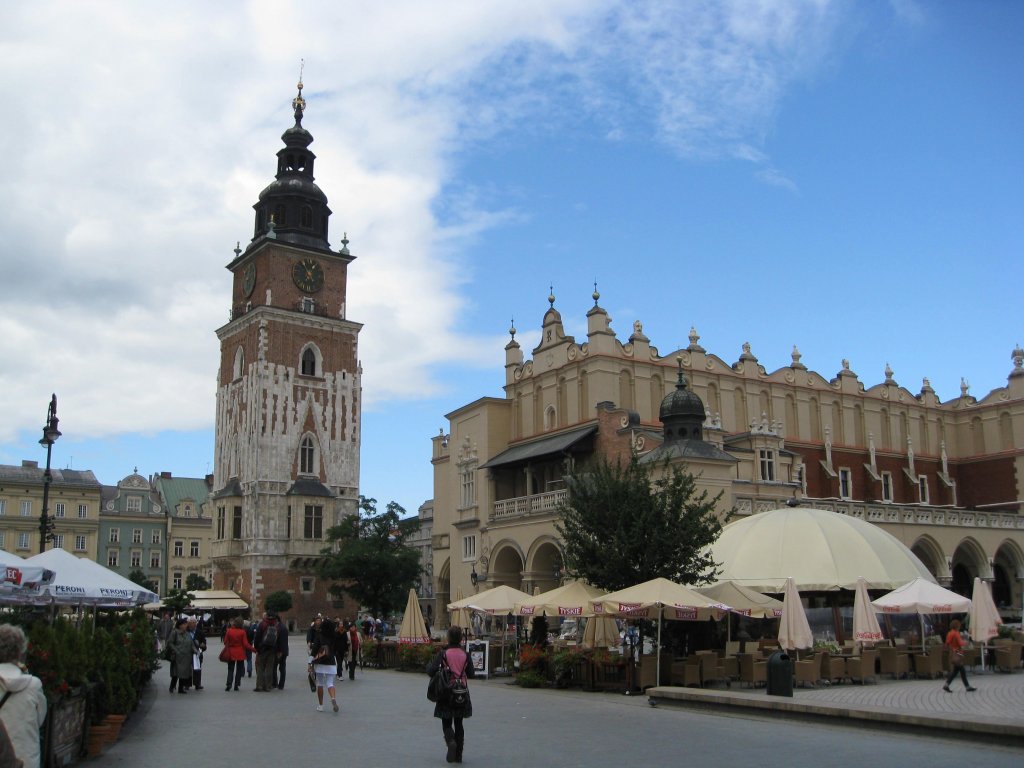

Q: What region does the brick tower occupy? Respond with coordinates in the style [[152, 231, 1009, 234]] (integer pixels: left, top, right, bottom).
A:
[[210, 80, 361, 624]]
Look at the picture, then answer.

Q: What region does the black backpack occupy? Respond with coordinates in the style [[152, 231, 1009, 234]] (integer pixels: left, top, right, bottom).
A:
[[261, 622, 279, 651], [428, 649, 469, 706]]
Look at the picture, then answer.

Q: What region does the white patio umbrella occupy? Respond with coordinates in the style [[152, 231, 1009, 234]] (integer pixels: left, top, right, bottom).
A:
[[397, 588, 431, 644], [871, 577, 971, 651], [25, 547, 158, 606], [513, 580, 605, 617], [852, 576, 883, 646], [580, 615, 620, 649], [0, 548, 55, 601], [969, 577, 1002, 671], [778, 577, 813, 652]]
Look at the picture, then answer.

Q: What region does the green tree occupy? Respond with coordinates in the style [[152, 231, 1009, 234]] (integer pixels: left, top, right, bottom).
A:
[[265, 590, 293, 615], [317, 496, 421, 620], [162, 588, 194, 617], [127, 568, 157, 593], [555, 454, 725, 592], [185, 573, 211, 591]]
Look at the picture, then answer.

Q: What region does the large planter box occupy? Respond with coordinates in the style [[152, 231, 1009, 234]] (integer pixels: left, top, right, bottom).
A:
[[45, 689, 88, 767]]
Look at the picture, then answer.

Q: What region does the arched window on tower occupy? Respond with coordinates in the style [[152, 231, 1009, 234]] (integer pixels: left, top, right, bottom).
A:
[[300, 345, 321, 377], [301, 349, 316, 376], [233, 347, 244, 380], [299, 436, 317, 475], [274, 204, 286, 227], [301, 206, 313, 228]]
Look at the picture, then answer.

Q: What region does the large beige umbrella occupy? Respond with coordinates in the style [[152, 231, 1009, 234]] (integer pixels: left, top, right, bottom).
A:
[[581, 615, 620, 649], [697, 580, 783, 619], [593, 578, 731, 686], [448, 584, 532, 615], [852, 576, 883, 645], [709, 507, 935, 591], [513, 580, 605, 618], [397, 588, 431, 644], [969, 577, 1002, 670], [778, 577, 813, 651]]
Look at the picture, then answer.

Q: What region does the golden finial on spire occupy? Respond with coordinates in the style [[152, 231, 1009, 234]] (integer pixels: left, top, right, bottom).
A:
[[292, 58, 306, 119]]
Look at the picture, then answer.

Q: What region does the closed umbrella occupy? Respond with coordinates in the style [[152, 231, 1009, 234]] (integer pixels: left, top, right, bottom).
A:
[[450, 588, 471, 632], [852, 576, 883, 646], [778, 577, 813, 651], [397, 588, 431, 644], [580, 615, 620, 649], [969, 577, 1002, 671]]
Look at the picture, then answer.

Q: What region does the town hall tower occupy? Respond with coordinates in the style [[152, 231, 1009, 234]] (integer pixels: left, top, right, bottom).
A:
[[210, 81, 361, 621]]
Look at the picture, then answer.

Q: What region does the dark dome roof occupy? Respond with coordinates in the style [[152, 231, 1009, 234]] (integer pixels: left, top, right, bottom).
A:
[[659, 383, 705, 421], [258, 176, 328, 204]]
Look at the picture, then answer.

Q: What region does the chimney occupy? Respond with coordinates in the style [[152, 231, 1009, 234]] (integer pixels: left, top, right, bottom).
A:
[[160, 471, 172, 479]]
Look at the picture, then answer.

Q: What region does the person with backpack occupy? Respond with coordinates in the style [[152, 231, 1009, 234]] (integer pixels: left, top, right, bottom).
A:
[[426, 625, 475, 763], [253, 613, 280, 692]]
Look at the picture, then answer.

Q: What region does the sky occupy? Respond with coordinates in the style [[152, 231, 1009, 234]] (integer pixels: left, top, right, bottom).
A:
[[0, 1, 1020, 517]]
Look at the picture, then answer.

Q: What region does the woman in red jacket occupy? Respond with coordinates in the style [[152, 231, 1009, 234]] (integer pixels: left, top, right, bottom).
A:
[[942, 618, 977, 693], [223, 616, 256, 691]]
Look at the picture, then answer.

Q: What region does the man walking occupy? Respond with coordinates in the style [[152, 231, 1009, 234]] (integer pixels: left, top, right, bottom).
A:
[[273, 619, 290, 689]]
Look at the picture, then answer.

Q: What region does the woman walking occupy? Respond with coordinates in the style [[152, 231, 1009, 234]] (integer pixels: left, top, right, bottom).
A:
[[167, 618, 194, 693], [426, 626, 475, 763], [0, 624, 47, 768], [942, 618, 977, 693], [310, 619, 346, 713], [223, 617, 256, 691]]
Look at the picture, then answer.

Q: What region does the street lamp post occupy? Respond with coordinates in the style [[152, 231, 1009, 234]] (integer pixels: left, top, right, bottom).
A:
[[38, 394, 62, 554]]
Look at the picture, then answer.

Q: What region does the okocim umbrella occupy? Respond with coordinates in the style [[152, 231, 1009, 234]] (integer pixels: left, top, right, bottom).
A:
[[778, 577, 813, 651], [397, 588, 431, 643], [852, 576, 883, 646], [969, 577, 1002, 671]]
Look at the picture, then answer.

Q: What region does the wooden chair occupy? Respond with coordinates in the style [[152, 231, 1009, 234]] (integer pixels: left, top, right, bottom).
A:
[[878, 646, 910, 679], [699, 652, 728, 687], [670, 657, 701, 687], [737, 653, 767, 688], [822, 652, 847, 684], [794, 652, 824, 688], [913, 650, 944, 679], [994, 642, 1023, 673], [846, 648, 877, 684]]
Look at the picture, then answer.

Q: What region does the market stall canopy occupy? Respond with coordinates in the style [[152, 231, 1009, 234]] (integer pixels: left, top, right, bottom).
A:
[[696, 580, 783, 618], [24, 548, 158, 606], [709, 507, 936, 591], [448, 584, 533, 615], [186, 590, 249, 611], [0, 548, 55, 601], [513, 580, 606, 617], [871, 577, 971, 615], [397, 588, 431, 643], [591, 577, 730, 621]]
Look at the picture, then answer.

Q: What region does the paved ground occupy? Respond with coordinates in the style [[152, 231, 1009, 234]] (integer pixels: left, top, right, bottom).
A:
[[96, 636, 1022, 768]]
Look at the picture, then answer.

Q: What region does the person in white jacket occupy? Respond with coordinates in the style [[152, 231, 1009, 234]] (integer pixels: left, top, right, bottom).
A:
[[0, 624, 47, 768]]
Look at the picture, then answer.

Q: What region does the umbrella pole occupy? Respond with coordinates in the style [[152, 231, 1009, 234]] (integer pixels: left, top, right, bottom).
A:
[[656, 614, 662, 687]]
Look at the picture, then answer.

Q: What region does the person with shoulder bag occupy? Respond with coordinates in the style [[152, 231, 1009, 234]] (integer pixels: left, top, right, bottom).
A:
[[426, 625, 475, 764], [222, 617, 256, 691], [942, 618, 977, 693]]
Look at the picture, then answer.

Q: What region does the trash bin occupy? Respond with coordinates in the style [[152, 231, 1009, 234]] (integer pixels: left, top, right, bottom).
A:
[[766, 651, 793, 697]]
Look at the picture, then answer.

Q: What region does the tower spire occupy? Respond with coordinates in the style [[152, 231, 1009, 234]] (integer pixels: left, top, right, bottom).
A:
[[292, 59, 306, 124]]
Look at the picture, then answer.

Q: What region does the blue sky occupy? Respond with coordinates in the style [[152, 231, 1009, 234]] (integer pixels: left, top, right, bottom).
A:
[[0, 1, 1020, 517]]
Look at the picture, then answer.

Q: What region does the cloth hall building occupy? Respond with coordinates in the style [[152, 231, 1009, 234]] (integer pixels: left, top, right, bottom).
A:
[[427, 291, 1024, 622]]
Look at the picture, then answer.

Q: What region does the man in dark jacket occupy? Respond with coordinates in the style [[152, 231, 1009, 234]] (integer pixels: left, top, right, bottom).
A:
[[272, 620, 290, 689], [253, 613, 279, 692]]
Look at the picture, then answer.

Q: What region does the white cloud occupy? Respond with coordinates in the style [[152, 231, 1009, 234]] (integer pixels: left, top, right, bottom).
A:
[[0, 0, 846, 444]]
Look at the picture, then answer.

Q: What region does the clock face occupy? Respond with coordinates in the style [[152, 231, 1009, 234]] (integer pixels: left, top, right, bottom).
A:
[[242, 263, 256, 297], [292, 258, 324, 293]]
